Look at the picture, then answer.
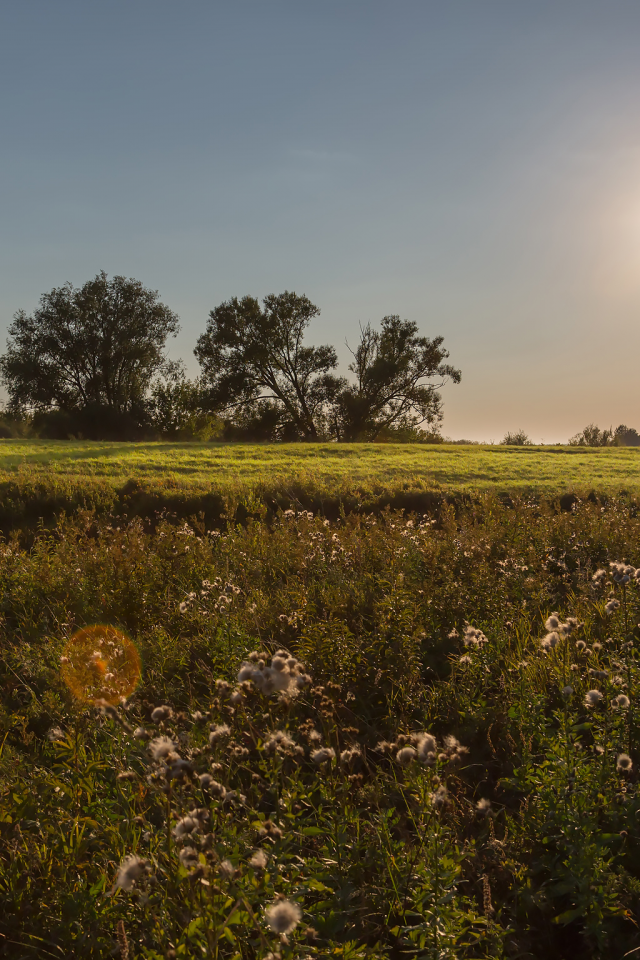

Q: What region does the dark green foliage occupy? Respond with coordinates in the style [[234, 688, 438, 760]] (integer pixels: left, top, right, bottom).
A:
[[195, 292, 345, 441], [334, 316, 461, 441], [500, 430, 533, 446], [0, 272, 179, 438], [1, 495, 640, 957]]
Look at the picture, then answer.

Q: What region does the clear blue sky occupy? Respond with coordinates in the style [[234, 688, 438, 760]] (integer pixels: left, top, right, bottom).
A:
[[3, 1, 640, 441]]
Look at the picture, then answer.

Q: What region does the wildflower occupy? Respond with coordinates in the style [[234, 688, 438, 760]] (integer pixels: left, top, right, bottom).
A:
[[459, 655, 472, 665], [48, 726, 65, 741], [617, 753, 633, 773], [430, 785, 448, 809], [605, 599, 621, 614], [151, 705, 173, 724], [584, 689, 603, 708], [541, 632, 560, 651], [229, 689, 244, 706], [249, 848, 268, 870], [173, 816, 199, 838], [219, 859, 236, 879], [133, 726, 149, 740], [463, 624, 488, 646], [209, 724, 231, 745], [612, 694, 630, 709], [396, 746, 416, 766], [311, 747, 335, 765], [264, 730, 296, 754], [116, 770, 136, 781], [258, 819, 283, 840], [416, 733, 437, 764], [476, 798, 492, 816], [592, 568, 607, 583], [149, 736, 177, 760], [191, 711, 206, 722], [115, 854, 148, 892], [576, 640, 586, 651], [340, 746, 361, 766], [264, 899, 302, 935], [168, 757, 194, 779], [179, 601, 188, 613], [545, 614, 560, 630], [179, 846, 199, 868], [589, 668, 609, 680], [561, 685, 573, 698]]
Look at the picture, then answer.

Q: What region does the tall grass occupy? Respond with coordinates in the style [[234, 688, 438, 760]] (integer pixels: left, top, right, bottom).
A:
[[0, 494, 639, 957]]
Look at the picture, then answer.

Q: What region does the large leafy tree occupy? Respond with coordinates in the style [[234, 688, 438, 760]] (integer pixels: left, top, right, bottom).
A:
[[0, 272, 179, 419], [195, 291, 345, 440], [334, 315, 461, 441]]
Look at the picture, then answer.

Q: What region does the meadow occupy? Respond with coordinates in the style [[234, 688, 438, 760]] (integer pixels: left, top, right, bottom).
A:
[[1, 445, 640, 958], [0, 440, 638, 533]]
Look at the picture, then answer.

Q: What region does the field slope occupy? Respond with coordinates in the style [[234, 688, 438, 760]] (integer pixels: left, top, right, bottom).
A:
[[0, 440, 638, 492]]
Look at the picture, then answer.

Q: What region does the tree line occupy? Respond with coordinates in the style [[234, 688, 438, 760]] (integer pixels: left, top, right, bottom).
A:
[[0, 272, 461, 442]]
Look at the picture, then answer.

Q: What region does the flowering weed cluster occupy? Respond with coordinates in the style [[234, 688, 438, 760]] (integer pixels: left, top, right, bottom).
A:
[[0, 494, 640, 957]]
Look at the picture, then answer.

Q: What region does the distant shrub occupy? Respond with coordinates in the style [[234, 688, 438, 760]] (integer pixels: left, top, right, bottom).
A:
[[569, 424, 613, 447], [568, 424, 640, 448], [500, 429, 533, 445], [613, 424, 640, 447]]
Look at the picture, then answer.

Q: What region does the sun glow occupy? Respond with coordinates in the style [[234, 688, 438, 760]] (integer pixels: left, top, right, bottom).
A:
[[60, 624, 141, 705]]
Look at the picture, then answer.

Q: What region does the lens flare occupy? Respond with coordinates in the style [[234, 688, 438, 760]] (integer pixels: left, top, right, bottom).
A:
[[61, 625, 141, 704]]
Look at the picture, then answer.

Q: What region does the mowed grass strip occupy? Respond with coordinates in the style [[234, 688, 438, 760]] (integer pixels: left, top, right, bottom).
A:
[[0, 439, 638, 492]]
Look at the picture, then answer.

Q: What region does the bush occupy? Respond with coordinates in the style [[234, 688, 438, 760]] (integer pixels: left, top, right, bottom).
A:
[[499, 429, 533, 445]]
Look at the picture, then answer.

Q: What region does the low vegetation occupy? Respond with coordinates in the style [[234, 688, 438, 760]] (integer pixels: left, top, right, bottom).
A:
[[1, 489, 640, 957], [0, 441, 637, 537]]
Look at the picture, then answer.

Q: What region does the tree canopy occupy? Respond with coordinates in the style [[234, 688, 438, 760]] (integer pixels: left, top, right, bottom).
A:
[[195, 291, 345, 440], [0, 272, 179, 426], [333, 316, 461, 441]]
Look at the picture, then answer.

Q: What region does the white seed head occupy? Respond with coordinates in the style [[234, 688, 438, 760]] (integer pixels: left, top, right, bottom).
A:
[[617, 753, 633, 773], [584, 689, 603, 708], [264, 899, 302, 935], [311, 747, 336, 765], [151, 705, 173, 724], [115, 854, 148, 891], [149, 735, 177, 760]]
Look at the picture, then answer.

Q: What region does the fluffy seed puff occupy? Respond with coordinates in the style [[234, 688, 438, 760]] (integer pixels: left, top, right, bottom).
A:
[[415, 733, 437, 764], [584, 689, 603, 708], [209, 724, 231, 745], [264, 899, 302, 935], [311, 747, 335, 765], [617, 753, 633, 773], [115, 854, 149, 892], [249, 848, 268, 870], [396, 746, 416, 766], [151, 705, 173, 724], [612, 694, 630, 709], [149, 735, 177, 760]]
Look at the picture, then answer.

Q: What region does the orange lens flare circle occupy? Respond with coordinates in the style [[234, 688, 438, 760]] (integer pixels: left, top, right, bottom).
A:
[[61, 625, 141, 705]]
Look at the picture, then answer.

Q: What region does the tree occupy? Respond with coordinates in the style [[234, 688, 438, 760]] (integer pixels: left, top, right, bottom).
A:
[[500, 429, 533, 446], [149, 362, 222, 441], [613, 424, 640, 447], [195, 291, 345, 441], [568, 424, 613, 447], [332, 316, 461, 441], [0, 272, 179, 433]]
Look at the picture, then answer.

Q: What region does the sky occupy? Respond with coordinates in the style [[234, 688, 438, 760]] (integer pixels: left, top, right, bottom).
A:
[[3, 1, 640, 442]]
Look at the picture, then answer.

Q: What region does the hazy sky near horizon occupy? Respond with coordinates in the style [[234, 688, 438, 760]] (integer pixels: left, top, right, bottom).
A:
[[3, 2, 640, 441]]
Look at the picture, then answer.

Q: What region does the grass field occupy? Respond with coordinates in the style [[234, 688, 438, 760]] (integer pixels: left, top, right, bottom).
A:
[[2, 446, 640, 958], [0, 440, 638, 492]]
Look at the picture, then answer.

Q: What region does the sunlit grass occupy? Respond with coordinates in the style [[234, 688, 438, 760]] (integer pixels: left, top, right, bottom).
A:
[[0, 439, 638, 495]]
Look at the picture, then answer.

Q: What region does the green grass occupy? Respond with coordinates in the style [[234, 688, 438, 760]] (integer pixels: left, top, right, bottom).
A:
[[0, 439, 638, 492], [1, 495, 640, 957]]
